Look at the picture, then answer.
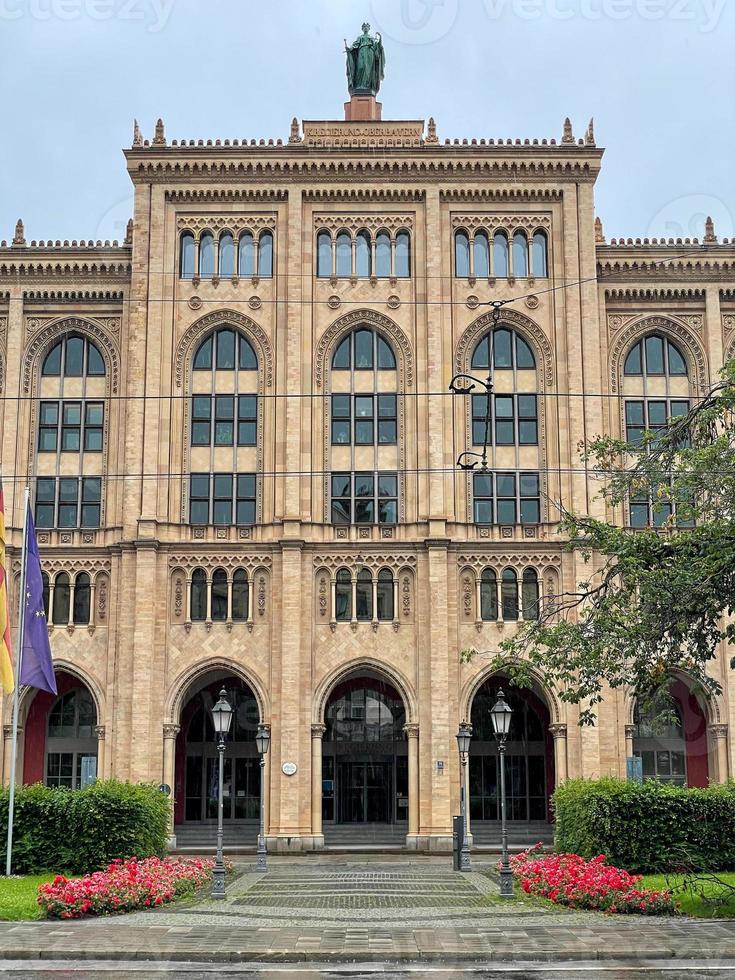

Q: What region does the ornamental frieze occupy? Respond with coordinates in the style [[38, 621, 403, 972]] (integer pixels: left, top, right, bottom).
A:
[[312, 554, 416, 572], [456, 553, 561, 571], [168, 554, 272, 572], [313, 214, 414, 235], [451, 214, 551, 234], [176, 215, 277, 237]]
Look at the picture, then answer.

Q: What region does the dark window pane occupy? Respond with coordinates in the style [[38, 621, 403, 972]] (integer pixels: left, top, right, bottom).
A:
[[516, 336, 535, 369], [43, 343, 61, 376], [471, 336, 489, 371], [626, 401, 644, 426], [395, 231, 410, 277], [496, 420, 514, 444], [237, 474, 256, 498], [532, 231, 548, 277], [377, 336, 396, 369], [455, 231, 470, 277], [317, 231, 332, 277], [332, 474, 351, 498], [645, 336, 665, 374], [473, 473, 492, 498], [62, 429, 80, 452], [378, 421, 396, 444], [378, 500, 397, 524], [190, 473, 209, 498], [64, 337, 84, 376], [355, 500, 374, 523], [213, 501, 232, 525], [630, 502, 649, 527], [356, 231, 371, 277], [219, 234, 234, 277], [216, 330, 236, 370], [496, 473, 516, 497], [354, 330, 373, 369], [493, 233, 509, 277], [474, 500, 493, 524], [87, 344, 105, 376], [497, 500, 516, 524], [258, 232, 273, 277], [378, 474, 397, 497], [494, 329, 512, 368], [520, 499, 540, 524], [519, 420, 537, 444], [39, 429, 57, 452], [355, 420, 373, 444], [332, 420, 350, 444], [332, 337, 350, 369], [40, 402, 59, 425], [376, 232, 391, 277], [355, 474, 374, 497], [239, 232, 255, 277], [668, 342, 687, 376], [193, 336, 213, 370], [213, 474, 232, 498], [236, 500, 255, 525], [474, 232, 490, 278], [190, 500, 209, 524], [332, 500, 351, 524], [648, 401, 668, 427], [520, 473, 539, 497], [625, 342, 642, 375], [239, 336, 257, 370]]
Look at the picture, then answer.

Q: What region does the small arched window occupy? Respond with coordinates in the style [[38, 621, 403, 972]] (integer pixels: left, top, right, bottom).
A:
[[219, 233, 234, 278], [232, 569, 248, 621], [317, 231, 332, 278], [211, 568, 228, 622], [73, 572, 91, 625], [501, 568, 519, 621], [42, 572, 50, 618], [395, 231, 411, 278], [258, 231, 273, 277], [180, 232, 195, 279], [335, 569, 351, 622], [336, 232, 352, 277], [624, 335, 688, 377], [356, 230, 371, 278], [522, 568, 539, 621], [474, 231, 490, 278], [199, 233, 215, 278], [331, 328, 396, 371], [42, 336, 105, 377], [238, 232, 255, 277], [493, 232, 509, 278], [377, 569, 394, 621], [513, 232, 529, 277], [53, 572, 70, 625], [356, 568, 373, 621], [455, 231, 470, 277], [190, 568, 207, 622], [532, 231, 548, 278], [193, 328, 258, 373], [480, 568, 498, 621], [375, 231, 391, 277]]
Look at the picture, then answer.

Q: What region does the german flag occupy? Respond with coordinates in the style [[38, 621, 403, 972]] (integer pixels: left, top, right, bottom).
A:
[[0, 478, 14, 694]]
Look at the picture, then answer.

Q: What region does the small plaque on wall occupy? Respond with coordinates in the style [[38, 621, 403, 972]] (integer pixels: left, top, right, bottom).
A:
[[282, 762, 298, 776]]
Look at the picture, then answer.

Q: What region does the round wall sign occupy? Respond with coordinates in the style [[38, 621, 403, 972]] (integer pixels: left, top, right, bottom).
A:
[[282, 762, 298, 776]]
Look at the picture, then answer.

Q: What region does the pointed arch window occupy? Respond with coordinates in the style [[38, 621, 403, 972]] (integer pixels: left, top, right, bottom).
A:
[[73, 572, 91, 626], [532, 231, 548, 278], [331, 328, 396, 371], [501, 568, 519, 621], [42, 336, 105, 378], [46, 687, 98, 789], [474, 231, 490, 278], [624, 335, 688, 377], [513, 232, 529, 277], [52, 572, 70, 625], [377, 569, 394, 621], [356, 231, 372, 278], [375, 231, 391, 277], [190, 569, 207, 622], [493, 232, 509, 278], [218, 233, 235, 278], [238, 232, 255, 277], [335, 569, 352, 621], [199, 233, 215, 278], [356, 568, 373, 621], [180, 232, 195, 279], [480, 568, 498, 621], [455, 231, 470, 277], [317, 231, 332, 277], [395, 230, 411, 278], [258, 231, 273, 277], [335, 232, 352, 277]]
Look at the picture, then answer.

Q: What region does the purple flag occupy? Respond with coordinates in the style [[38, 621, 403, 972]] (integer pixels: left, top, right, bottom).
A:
[[19, 503, 56, 695]]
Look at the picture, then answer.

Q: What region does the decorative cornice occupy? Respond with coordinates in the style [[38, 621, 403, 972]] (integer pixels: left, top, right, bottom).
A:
[[441, 188, 562, 202], [313, 554, 417, 572], [168, 554, 272, 572], [22, 290, 125, 304], [451, 214, 551, 234], [457, 553, 561, 571], [314, 214, 413, 234], [604, 287, 706, 303], [176, 215, 277, 236], [305, 189, 424, 202], [166, 189, 287, 203]]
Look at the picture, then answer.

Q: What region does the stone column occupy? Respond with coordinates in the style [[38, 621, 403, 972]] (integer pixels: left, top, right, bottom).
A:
[[624, 724, 636, 764], [162, 724, 180, 847], [2, 725, 16, 787], [94, 725, 106, 781], [404, 724, 420, 846], [549, 723, 568, 785], [311, 724, 326, 846], [710, 724, 729, 784]]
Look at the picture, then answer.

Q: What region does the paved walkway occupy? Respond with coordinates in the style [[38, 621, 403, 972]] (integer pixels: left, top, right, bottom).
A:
[[1, 859, 735, 965]]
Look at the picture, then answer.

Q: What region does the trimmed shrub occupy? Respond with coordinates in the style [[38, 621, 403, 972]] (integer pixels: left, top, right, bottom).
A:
[[0, 781, 169, 876], [553, 778, 735, 873]]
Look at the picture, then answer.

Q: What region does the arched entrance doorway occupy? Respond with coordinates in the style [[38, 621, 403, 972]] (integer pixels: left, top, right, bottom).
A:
[[631, 677, 710, 787], [174, 673, 261, 843], [21, 670, 100, 788], [468, 675, 554, 846], [322, 671, 408, 844]]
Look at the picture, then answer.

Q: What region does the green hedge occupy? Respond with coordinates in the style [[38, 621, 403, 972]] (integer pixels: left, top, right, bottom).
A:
[[553, 778, 735, 873], [0, 780, 170, 875]]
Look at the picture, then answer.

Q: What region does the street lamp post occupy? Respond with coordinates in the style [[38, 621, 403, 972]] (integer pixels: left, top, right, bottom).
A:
[[490, 688, 514, 898], [210, 687, 234, 900], [456, 721, 473, 872], [255, 723, 271, 872]]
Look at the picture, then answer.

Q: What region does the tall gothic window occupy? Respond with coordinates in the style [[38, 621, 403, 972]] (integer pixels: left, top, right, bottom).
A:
[[180, 232, 195, 278], [622, 332, 692, 529], [532, 231, 548, 277], [190, 326, 259, 526], [46, 686, 97, 790], [329, 326, 400, 525], [218, 233, 235, 278], [199, 233, 215, 278]]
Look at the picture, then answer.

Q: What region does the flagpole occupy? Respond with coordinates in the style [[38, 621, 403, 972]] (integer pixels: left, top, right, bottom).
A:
[[5, 486, 30, 877]]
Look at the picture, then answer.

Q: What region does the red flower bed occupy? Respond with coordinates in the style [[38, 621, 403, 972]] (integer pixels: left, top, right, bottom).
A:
[[510, 845, 675, 915], [38, 856, 217, 919]]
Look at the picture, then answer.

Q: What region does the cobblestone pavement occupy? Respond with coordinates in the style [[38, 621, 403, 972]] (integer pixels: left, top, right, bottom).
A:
[[0, 859, 734, 966]]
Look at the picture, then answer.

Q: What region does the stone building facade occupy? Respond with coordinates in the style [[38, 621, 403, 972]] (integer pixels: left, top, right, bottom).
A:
[[1, 90, 733, 851]]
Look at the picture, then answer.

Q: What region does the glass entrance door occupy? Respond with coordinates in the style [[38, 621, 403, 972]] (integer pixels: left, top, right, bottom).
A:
[[338, 761, 392, 823], [185, 754, 260, 821]]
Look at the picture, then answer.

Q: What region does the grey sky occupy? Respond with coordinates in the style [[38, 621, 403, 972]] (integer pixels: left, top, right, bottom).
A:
[[1, 0, 733, 244]]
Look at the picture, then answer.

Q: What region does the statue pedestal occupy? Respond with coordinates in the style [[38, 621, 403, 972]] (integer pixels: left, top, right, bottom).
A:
[[344, 95, 382, 122]]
